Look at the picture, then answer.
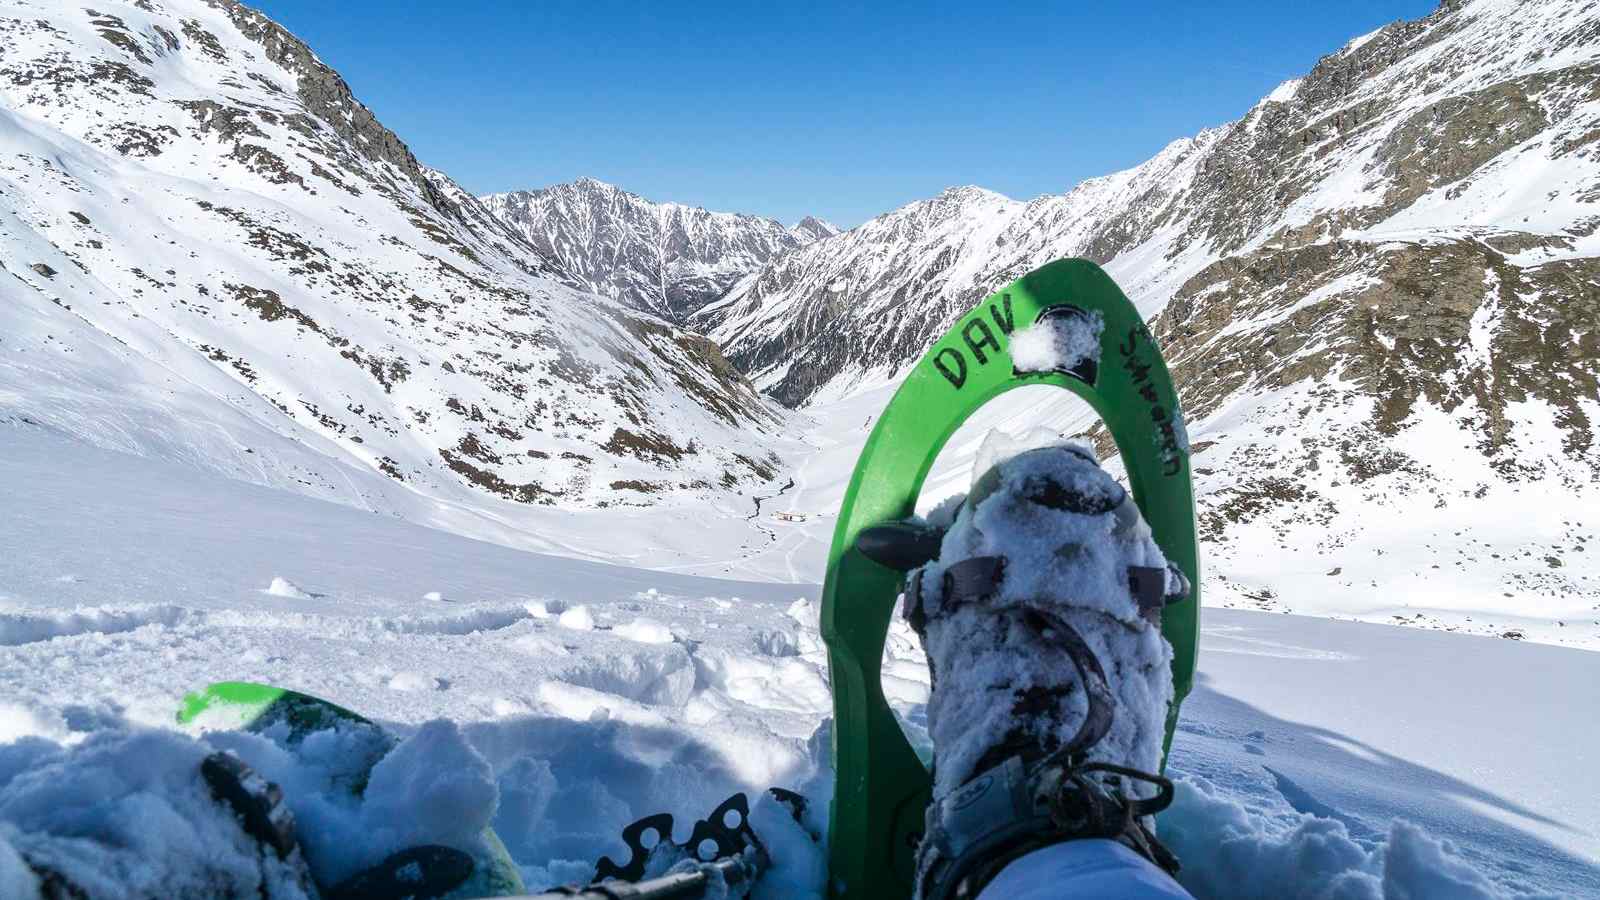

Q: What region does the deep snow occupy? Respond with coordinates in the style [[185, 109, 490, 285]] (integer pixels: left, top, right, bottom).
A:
[[2, 425, 1596, 898]]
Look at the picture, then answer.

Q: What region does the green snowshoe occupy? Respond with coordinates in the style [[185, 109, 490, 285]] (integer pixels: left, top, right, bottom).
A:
[[820, 258, 1199, 900]]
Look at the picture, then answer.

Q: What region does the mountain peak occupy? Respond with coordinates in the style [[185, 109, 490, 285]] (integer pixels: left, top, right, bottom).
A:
[[935, 184, 1011, 203], [570, 175, 620, 191], [790, 216, 842, 243]]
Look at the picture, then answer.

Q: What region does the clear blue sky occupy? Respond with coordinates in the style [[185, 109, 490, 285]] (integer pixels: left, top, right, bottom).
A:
[[251, 0, 1437, 227]]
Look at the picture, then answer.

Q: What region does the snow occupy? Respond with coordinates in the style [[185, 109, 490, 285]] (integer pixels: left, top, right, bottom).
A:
[[1264, 78, 1302, 104], [1008, 310, 1105, 375], [264, 577, 312, 600], [387, 672, 442, 692], [614, 618, 676, 644], [1, 426, 1594, 897], [557, 605, 597, 631], [1162, 780, 1543, 900], [1343, 27, 1384, 55]]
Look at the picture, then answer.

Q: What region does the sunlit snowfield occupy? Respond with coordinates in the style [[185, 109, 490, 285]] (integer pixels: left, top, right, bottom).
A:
[[2, 423, 1596, 897]]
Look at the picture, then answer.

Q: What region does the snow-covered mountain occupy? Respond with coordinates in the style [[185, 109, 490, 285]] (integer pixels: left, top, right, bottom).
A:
[[0, 0, 791, 536], [789, 215, 841, 244], [480, 179, 834, 323], [699, 0, 1600, 637]]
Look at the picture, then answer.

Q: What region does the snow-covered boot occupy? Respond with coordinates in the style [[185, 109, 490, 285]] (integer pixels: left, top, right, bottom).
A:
[[858, 443, 1188, 900]]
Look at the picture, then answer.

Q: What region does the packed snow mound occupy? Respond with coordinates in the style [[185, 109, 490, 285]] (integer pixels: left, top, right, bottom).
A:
[[1163, 778, 1553, 900], [614, 617, 676, 644], [264, 577, 312, 600], [557, 605, 596, 631], [0, 604, 193, 647], [0, 712, 1568, 899]]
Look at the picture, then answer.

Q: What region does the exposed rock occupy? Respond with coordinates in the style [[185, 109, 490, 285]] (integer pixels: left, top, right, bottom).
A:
[[481, 178, 833, 322]]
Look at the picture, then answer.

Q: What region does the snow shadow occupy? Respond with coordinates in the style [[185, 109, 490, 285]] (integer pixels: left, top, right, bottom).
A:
[[458, 712, 828, 888], [1167, 675, 1598, 897]]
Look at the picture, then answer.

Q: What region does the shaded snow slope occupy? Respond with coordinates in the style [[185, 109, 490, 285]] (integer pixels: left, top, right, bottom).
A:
[[480, 179, 830, 323], [0, 0, 788, 530], [0, 427, 1595, 897]]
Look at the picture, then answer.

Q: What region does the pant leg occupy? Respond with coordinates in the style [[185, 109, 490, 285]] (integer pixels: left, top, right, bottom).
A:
[[975, 839, 1195, 900]]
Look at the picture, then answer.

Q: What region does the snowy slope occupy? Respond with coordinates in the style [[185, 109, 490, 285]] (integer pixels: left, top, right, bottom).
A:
[[0, 0, 791, 539], [696, 0, 1600, 646], [0, 427, 1595, 897], [480, 179, 832, 323]]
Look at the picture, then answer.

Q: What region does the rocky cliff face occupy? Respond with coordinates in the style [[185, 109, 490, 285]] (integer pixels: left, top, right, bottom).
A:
[[480, 179, 831, 323], [0, 0, 786, 525], [699, 0, 1600, 637]]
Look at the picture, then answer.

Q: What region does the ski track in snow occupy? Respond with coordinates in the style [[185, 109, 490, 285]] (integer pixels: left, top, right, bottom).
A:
[[1, 427, 1597, 898]]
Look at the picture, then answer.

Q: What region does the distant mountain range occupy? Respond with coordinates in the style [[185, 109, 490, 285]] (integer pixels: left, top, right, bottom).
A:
[[480, 179, 836, 323]]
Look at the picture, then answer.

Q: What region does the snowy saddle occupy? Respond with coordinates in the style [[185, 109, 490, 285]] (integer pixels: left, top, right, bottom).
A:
[[856, 444, 1190, 900]]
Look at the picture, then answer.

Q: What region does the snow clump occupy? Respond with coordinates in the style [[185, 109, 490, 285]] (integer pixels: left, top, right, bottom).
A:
[[613, 618, 674, 644], [556, 605, 595, 631], [1010, 308, 1104, 374], [263, 577, 311, 600]]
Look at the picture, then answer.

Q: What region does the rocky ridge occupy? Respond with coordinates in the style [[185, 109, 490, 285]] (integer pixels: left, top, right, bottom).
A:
[[481, 178, 834, 323]]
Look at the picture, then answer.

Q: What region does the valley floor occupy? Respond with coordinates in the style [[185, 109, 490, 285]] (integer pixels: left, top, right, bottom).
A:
[[2, 425, 1597, 897]]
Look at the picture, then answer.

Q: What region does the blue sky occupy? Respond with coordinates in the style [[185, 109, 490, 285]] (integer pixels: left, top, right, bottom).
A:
[[252, 1, 1436, 227]]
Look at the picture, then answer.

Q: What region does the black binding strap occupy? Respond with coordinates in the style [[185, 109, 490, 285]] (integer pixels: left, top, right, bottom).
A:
[[940, 555, 1006, 607], [856, 521, 947, 571], [1126, 566, 1168, 622]]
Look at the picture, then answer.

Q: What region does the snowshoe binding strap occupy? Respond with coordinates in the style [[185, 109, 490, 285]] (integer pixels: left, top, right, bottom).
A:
[[325, 846, 476, 900], [955, 602, 1117, 779], [886, 540, 1189, 635], [914, 754, 1179, 900], [856, 521, 947, 572]]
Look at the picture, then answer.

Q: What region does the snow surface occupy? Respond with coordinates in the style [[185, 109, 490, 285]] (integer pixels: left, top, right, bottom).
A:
[[1, 426, 1596, 897]]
